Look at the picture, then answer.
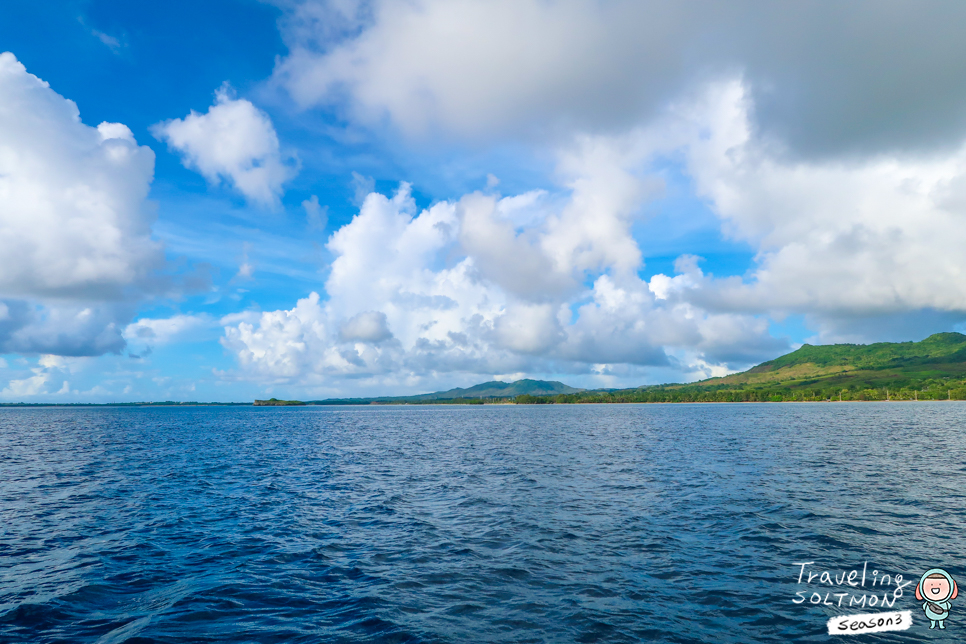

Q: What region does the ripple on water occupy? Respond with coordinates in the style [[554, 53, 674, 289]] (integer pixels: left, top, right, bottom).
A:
[[2, 403, 966, 642]]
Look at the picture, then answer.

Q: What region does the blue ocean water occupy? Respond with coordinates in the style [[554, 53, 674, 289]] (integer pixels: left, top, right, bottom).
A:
[[1, 403, 965, 643]]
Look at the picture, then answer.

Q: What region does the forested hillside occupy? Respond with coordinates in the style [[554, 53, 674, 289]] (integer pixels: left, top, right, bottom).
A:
[[515, 333, 966, 404]]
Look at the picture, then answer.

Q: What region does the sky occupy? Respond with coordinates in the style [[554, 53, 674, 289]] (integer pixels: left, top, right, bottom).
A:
[[3, 0, 966, 402]]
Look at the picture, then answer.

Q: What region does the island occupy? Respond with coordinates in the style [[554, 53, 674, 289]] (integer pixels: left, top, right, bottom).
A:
[[253, 398, 306, 406]]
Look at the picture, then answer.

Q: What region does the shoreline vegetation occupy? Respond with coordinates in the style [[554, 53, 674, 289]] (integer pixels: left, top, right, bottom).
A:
[[3, 333, 966, 407]]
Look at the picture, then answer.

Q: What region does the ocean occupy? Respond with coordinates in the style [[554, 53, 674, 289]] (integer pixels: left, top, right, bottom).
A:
[[1, 403, 964, 642]]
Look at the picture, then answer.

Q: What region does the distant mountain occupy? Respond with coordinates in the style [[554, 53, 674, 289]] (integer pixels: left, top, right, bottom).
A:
[[410, 379, 581, 400], [311, 379, 582, 404]]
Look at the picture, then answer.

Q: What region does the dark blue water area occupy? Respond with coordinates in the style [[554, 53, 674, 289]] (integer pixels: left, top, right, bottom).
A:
[[1, 403, 966, 643]]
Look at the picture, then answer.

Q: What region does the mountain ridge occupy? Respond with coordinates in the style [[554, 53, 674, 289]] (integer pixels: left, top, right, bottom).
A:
[[310, 378, 581, 404]]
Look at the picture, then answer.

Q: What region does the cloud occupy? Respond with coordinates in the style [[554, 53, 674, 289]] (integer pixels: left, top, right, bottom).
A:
[[0, 301, 129, 356], [339, 311, 393, 343], [0, 53, 170, 358], [2, 372, 50, 397], [458, 192, 572, 300], [152, 85, 298, 207], [90, 29, 122, 53], [222, 69, 966, 390], [273, 0, 966, 157], [222, 292, 341, 381], [1, 354, 85, 398], [350, 171, 375, 206], [221, 183, 784, 391], [636, 80, 966, 329], [123, 314, 212, 346], [493, 302, 563, 355], [77, 16, 126, 54], [0, 52, 162, 300], [234, 243, 255, 281], [303, 194, 328, 230]]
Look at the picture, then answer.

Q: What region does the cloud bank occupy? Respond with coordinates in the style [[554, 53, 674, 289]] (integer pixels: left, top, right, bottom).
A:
[[222, 73, 966, 390], [220, 179, 784, 392], [273, 0, 966, 157]]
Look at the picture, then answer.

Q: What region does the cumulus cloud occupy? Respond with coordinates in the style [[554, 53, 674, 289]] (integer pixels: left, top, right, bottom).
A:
[[0, 354, 84, 398], [152, 85, 297, 207], [0, 52, 162, 299], [273, 0, 966, 157], [0, 52, 167, 357], [635, 80, 966, 332], [221, 182, 783, 391], [222, 68, 966, 390], [199, 1, 966, 392]]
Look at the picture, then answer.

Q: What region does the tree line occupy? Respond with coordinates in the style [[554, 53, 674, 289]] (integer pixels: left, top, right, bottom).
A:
[[514, 379, 966, 404]]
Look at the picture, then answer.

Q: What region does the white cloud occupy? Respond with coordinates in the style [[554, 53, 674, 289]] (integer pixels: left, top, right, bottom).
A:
[[221, 70, 966, 391], [91, 30, 121, 51], [222, 292, 336, 381], [0, 53, 170, 358], [2, 372, 49, 397], [221, 182, 782, 392], [78, 16, 125, 53], [123, 314, 212, 346], [273, 0, 687, 138], [493, 302, 563, 355], [350, 171, 375, 206], [198, 0, 966, 391], [458, 192, 571, 300], [234, 243, 255, 281], [0, 52, 162, 300], [631, 80, 966, 332], [1, 354, 86, 398], [152, 85, 297, 208]]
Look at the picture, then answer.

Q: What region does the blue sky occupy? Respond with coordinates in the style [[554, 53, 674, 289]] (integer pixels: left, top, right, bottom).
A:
[[2, 0, 966, 402]]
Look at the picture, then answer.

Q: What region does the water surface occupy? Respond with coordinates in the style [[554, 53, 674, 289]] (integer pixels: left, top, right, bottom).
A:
[[2, 403, 965, 642]]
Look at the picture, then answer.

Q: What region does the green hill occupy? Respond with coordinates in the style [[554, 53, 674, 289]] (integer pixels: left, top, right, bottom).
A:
[[517, 332, 966, 404], [707, 331, 966, 389]]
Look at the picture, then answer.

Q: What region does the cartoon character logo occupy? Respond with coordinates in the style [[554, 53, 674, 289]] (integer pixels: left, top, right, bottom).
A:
[[916, 568, 958, 629]]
